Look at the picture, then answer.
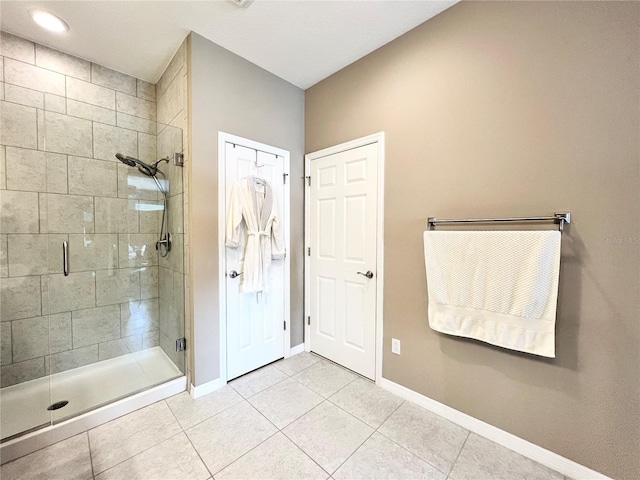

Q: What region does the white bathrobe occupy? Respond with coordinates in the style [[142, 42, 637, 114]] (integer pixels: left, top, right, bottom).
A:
[[225, 177, 285, 294]]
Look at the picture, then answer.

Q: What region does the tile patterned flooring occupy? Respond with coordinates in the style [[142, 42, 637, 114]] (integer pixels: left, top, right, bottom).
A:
[[0, 352, 567, 480]]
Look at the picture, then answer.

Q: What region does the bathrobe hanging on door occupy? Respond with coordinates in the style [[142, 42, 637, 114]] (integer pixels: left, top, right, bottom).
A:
[[226, 176, 285, 294]]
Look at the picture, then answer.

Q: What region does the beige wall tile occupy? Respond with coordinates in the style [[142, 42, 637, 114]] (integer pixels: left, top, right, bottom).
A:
[[67, 77, 115, 110], [49, 311, 72, 354], [137, 132, 156, 163], [46, 153, 68, 194], [72, 304, 120, 348], [157, 68, 184, 126], [0, 276, 41, 321], [96, 268, 140, 306], [159, 300, 181, 341], [1, 357, 45, 387], [91, 64, 136, 95], [156, 41, 185, 98], [67, 99, 116, 125], [174, 270, 185, 315], [69, 234, 118, 272], [42, 193, 94, 234], [143, 329, 159, 348], [12, 315, 49, 362], [1, 322, 12, 365], [123, 334, 143, 352], [0, 234, 7, 278], [93, 122, 137, 162], [3, 58, 64, 95], [5, 147, 67, 193], [43, 271, 96, 314], [4, 83, 43, 109], [47, 344, 98, 374], [0, 190, 39, 233], [7, 233, 67, 276], [136, 79, 156, 102], [44, 93, 66, 114], [0, 101, 37, 148], [118, 233, 158, 268], [0, 145, 6, 189], [158, 267, 174, 306], [43, 110, 93, 157], [138, 201, 161, 234], [116, 92, 156, 121], [98, 338, 129, 361], [168, 194, 184, 234], [116, 113, 156, 135], [7, 234, 48, 276], [1, 32, 35, 64], [156, 124, 183, 160], [139, 266, 158, 300], [161, 233, 183, 274], [121, 299, 158, 336], [36, 44, 90, 80], [95, 197, 139, 234], [68, 156, 117, 197]]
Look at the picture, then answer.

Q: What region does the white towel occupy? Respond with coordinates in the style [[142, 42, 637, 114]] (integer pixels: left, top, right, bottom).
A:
[[423, 230, 562, 357]]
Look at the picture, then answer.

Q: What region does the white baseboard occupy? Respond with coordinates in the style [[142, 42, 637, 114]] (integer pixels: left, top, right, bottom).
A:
[[377, 377, 611, 480], [289, 343, 305, 356], [189, 377, 223, 399]]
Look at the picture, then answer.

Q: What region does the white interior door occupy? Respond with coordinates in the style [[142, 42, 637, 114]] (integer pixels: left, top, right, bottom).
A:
[[309, 143, 378, 379], [225, 142, 287, 380]]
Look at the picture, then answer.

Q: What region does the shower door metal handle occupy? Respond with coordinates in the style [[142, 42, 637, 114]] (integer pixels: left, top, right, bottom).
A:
[[63, 241, 69, 276]]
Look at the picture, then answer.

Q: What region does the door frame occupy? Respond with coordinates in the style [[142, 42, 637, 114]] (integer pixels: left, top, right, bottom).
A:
[[217, 131, 291, 385], [304, 132, 385, 383]]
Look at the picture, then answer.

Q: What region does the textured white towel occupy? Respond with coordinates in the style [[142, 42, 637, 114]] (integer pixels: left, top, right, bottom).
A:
[[423, 230, 561, 357]]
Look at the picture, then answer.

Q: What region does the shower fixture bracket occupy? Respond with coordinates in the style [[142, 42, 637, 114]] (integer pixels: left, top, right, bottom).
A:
[[173, 152, 184, 167], [176, 337, 186, 352]]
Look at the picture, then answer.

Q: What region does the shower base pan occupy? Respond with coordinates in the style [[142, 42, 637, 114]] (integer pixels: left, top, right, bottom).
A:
[[0, 347, 185, 464]]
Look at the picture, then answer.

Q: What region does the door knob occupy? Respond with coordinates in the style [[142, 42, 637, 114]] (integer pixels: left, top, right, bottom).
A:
[[357, 271, 374, 279], [228, 270, 242, 279]]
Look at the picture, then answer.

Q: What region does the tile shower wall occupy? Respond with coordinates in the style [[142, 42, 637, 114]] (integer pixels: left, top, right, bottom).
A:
[[156, 39, 188, 376], [0, 32, 184, 387]]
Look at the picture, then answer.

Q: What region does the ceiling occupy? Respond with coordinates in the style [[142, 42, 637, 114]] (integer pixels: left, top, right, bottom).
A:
[[0, 0, 457, 90]]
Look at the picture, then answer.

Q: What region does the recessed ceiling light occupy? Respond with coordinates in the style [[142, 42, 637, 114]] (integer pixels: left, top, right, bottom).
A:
[[29, 9, 69, 33]]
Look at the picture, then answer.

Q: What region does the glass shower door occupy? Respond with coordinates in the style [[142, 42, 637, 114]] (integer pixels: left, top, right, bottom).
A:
[[0, 146, 55, 441]]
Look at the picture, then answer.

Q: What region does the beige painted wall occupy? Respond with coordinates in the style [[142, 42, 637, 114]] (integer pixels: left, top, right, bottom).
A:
[[189, 33, 305, 386], [305, 2, 639, 479]]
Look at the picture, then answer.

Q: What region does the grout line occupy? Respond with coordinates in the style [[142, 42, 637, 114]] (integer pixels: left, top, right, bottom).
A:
[[86, 431, 96, 479], [280, 428, 331, 478], [446, 430, 470, 479]]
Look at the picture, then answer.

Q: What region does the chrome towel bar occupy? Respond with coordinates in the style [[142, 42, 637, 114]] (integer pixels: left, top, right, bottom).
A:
[[427, 212, 571, 232]]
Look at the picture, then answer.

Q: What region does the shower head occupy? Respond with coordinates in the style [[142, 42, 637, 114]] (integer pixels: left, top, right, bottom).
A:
[[115, 153, 137, 167], [115, 153, 164, 177]]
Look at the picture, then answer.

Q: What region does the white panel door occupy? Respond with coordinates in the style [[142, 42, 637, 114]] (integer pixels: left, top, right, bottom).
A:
[[225, 143, 286, 380], [309, 143, 378, 379]]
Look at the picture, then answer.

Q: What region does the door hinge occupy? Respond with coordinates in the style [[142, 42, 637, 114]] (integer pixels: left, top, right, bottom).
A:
[[307, 316, 310, 326], [305, 175, 311, 186], [283, 173, 288, 184], [284, 321, 287, 330], [175, 337, 186, 352], [307, 247, 310, 256]]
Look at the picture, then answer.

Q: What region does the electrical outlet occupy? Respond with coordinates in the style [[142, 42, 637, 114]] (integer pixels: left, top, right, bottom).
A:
[[391, 338, 401, 355]]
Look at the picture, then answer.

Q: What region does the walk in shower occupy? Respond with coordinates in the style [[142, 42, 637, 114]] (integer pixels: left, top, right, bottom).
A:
[[0, 32, 187, 450]]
